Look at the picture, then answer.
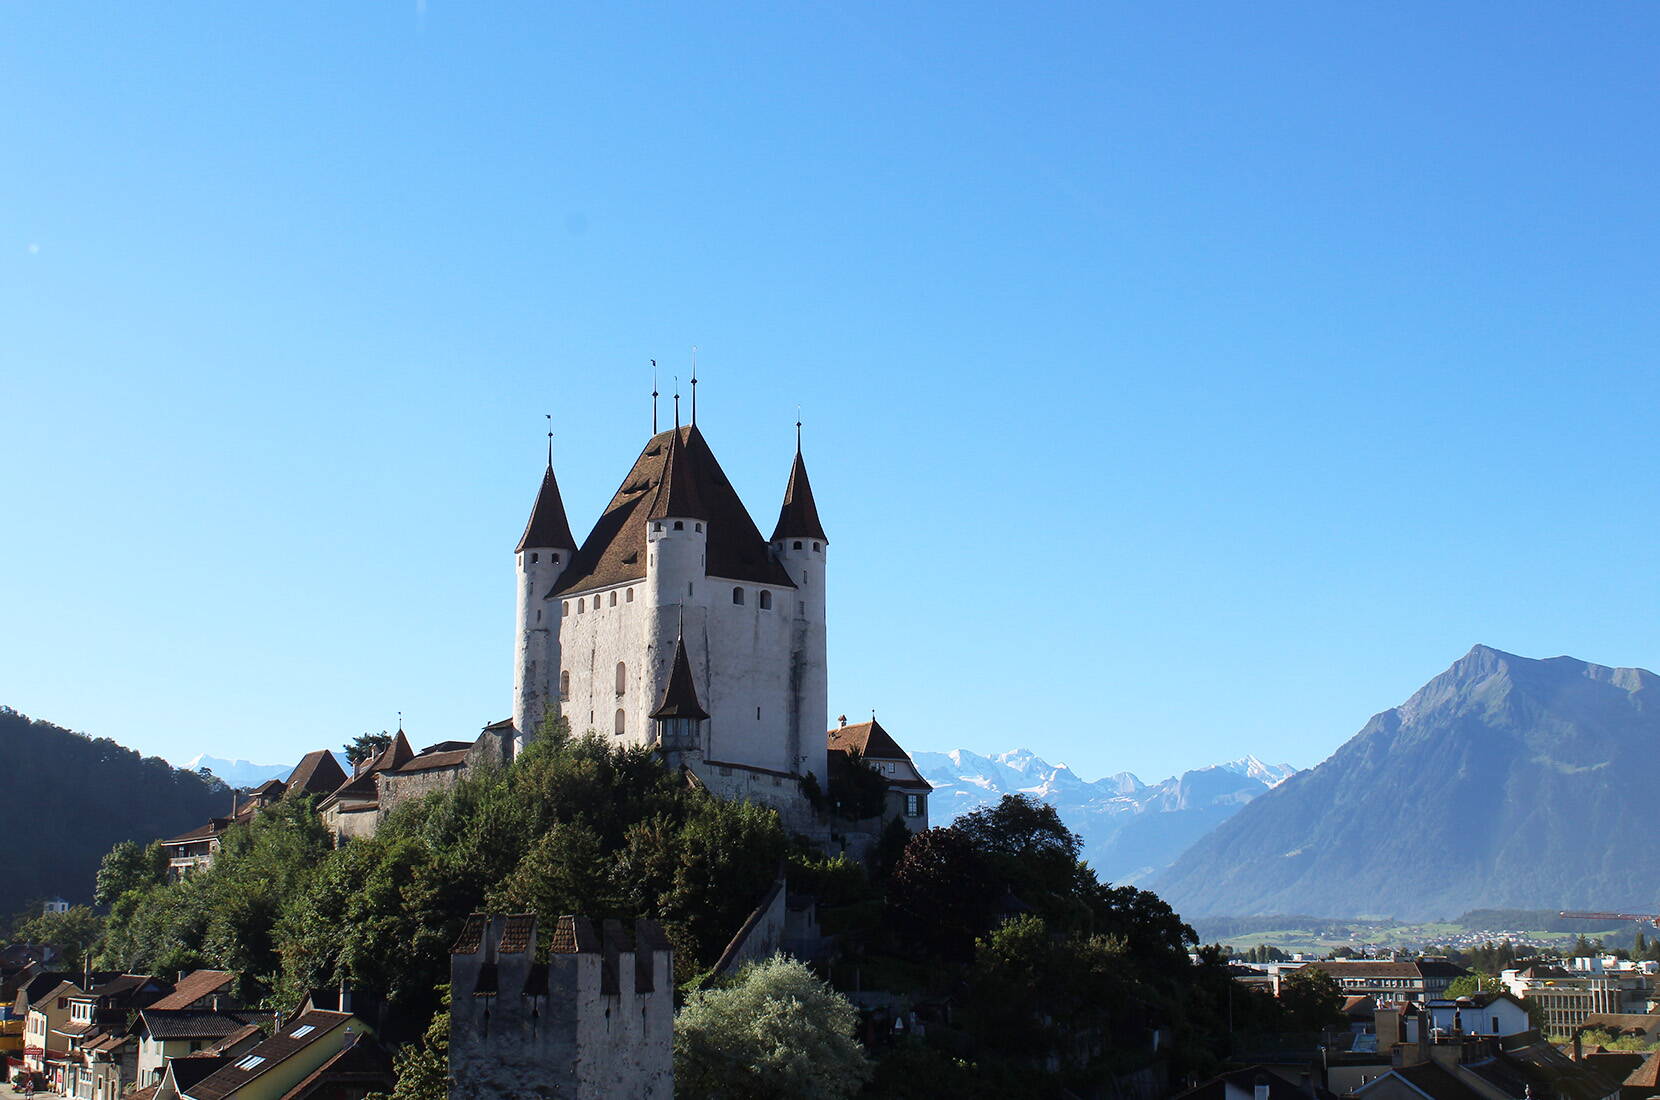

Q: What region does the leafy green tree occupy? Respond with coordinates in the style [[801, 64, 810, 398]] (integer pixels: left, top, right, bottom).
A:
[[675, 954, 871, 1100], [13, 906, 104, 969], [1445, 974, 1503, 998], [886, 827, 994, 962], [95, 840, 165, 907], [1278, 965, 1345, 1031], [370, 986, 450, 1100]]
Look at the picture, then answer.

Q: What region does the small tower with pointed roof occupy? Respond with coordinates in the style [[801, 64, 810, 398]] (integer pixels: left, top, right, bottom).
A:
[[513, 447, 576, 748], [770, 424, 830, 787], [651, 626, 709, 770]]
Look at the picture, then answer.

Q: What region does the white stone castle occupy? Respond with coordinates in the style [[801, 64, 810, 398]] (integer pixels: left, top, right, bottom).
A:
[[510, 402, 833, 815]]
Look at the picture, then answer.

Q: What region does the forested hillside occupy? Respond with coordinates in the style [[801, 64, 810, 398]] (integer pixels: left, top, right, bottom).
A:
[[0, 707, 229, 916]]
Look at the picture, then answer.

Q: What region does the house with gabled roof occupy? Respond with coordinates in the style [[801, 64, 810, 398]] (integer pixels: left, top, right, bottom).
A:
[[826, 716, 932, 829], [180, 1010, 371, 1100]]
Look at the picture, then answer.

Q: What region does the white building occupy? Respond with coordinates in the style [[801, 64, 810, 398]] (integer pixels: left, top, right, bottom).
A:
[[512, 414, 830, 817]]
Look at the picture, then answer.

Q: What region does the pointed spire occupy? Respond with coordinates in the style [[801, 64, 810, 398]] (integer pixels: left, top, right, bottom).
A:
[[770, 424, 828, 543], [516, 425, 576, 552], [651, 628, 709, 720], [648, 423, 708, 520]]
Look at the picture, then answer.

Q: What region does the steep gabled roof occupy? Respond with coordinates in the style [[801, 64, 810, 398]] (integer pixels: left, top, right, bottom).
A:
[[516, 462, 576, 553], [553, 425, 794, 595], [319, 731, 413, 808], [183, 1010, 354, 1100], [284, 752, 346, 798], [827, 719, 910, 761], [770, 447, 827, 543], [148, 970, 236, 1011], [651, 635, 709, 721]]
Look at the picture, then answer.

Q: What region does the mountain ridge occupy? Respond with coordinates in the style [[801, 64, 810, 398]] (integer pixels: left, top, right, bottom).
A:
[[913, 747, 1297, 885], [1152, 645, 1660, 920]]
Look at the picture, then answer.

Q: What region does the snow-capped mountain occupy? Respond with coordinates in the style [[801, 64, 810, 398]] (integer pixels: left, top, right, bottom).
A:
[[911, 749, 1298, 886], [177, 753, 293, 789]]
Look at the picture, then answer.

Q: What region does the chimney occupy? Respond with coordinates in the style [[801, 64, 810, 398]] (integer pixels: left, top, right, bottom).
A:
[[838, 715, 847, 728], [338, 978, 352, 1015], [1572, 1030, 1582, 1061], [177, 971, 187, 984]]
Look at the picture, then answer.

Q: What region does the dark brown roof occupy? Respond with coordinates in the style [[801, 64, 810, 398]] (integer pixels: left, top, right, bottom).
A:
[[389, 748, 470, 774], [826, 720, 931, 790], [321, 732, 413, 807], [770, 446, 827, 543], [285, 752, 346, 798], [451, 916, 487, 955], [498, 916, 536, 955], [1624, 1052, 1660, 1090], [1307, 960, 1469, 979], [249, 780, 286, 798], [1583, 1013, 1660, 1037], [165, 1055, 231, 1094], [1381, 1063, 1491, 1100], [553, 425, 795, 596], [650, 635, 708, 720], [184, 1010, 353, 1100], [148, 970, 235, 1011], [164, 820, 228, 845], [139, 1010, 263, 1040], [516, 462, 576, 553]]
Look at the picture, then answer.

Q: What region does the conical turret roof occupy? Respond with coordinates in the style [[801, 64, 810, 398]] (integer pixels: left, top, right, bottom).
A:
[[647, 425, 709, 521], [771, 447, 827, 543], [650, 633, 709, 721], [516, 462, 576, 552]]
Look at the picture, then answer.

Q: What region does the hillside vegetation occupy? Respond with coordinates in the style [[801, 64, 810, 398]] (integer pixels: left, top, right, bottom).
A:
[[0, 707, 230, 917]]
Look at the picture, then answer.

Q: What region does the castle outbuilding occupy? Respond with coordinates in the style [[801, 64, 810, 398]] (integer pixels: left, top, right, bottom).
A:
[[511, 410, 830, 819]]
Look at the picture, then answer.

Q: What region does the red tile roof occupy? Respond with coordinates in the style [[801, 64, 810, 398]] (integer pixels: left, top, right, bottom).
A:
[[148, 970, 235, 1011]]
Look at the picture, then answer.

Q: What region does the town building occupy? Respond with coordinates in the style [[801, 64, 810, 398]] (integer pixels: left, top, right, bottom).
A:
[[826, 717, 931, 828], [1503, 964, 1627, 1037], [178, 1009, 373, 1100], [448, 913, 673, 1100], [1306, 960, 1470, 1006], [163, 753, 346, 878]]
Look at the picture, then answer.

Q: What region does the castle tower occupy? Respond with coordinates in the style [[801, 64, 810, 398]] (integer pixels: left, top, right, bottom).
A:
[[770, 428, 829, 788], [513, 454, 575, 748], [651, 626, 709, 771]]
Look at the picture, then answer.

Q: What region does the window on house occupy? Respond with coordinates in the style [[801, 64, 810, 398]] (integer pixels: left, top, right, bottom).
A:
[[535, 609, 541, 623], [615, 662, 627, 695], [559, 671, 571, 700], [674, 520, 684, 530], [614, 709, 626, 736], [695, 522, 703, 532], [531, 553, 539, 563], [552, 553, 560, 564], [813, 542, 820, 551], [688, 582, 694, 596], [654, 522, 663, 532], [289, 1025, 315, 1038], [905, 794, 923, 817], [759, 591, 772, 610], [732, 587, 744, 605]]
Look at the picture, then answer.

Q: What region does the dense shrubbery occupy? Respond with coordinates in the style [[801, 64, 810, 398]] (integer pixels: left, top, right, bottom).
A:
[[95, 719, 787, 1032]]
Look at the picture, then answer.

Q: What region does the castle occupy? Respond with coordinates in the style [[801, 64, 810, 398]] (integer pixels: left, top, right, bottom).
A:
[[509, 404, 833, 821]]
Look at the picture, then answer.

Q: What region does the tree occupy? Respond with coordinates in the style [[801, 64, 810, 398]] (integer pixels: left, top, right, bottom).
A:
[[675, 954, 871, 1099], [1445, 974, 1502, 998], [345, 732, 393, 768], [95, 840, 165, 907], [1278, 965, 1345, 1032], [13, 906, 104, 970], [370, 986, 449, 1100], [886, 827, 994, 962]]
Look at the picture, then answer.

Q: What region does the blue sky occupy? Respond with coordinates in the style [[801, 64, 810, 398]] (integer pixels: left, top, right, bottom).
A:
[[4, 2, 1658, 783]]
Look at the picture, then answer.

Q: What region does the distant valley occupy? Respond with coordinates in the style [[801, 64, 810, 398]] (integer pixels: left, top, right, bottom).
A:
[[912, 748, 1297, 886]]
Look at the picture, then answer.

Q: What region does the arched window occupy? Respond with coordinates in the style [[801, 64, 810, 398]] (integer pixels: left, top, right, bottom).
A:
[[673, 520, 684, 531], [609, 591, 617, 606], [577, 598, 585, 612], [559, 670, 571, 700], [812, 542, 821, 552], [793, 540, 803, 550], [653, 522, 663, 532], [626, 588, 634, 602], [531, 552, 539, 564], [614, 709, 626, 736], [562, 601, 570, 617], [552, 553, 560, 564], [695, 522, 703, 532], [732, 587, 745, 605], [759, 591, 772, 610], [615, 661, 627, 695]]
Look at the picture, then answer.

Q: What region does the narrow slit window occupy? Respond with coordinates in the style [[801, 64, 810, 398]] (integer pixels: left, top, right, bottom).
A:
[[614, 708, 626, 736]]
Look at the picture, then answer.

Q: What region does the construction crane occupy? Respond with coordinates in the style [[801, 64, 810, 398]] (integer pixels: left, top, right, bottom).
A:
[[1558, 910, 1660, 927]]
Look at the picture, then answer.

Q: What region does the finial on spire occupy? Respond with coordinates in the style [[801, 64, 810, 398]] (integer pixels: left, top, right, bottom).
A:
[[795, 405, 803, 454], [690, 346, 699, 425], [397, 710, 403, 733], [651, 360, 659, 434], [673, 376, 681, 429], [545, 413, 553, 468]]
